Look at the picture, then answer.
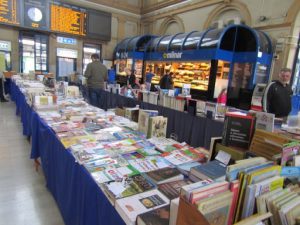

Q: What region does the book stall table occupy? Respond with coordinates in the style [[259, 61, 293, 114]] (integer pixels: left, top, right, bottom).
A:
[[98, 89, 224, 149], [10, 81, 223, 225], [11, 81, 126, 225]]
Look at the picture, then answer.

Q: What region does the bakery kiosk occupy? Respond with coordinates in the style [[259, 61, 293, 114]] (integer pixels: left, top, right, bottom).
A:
[[143, 24, 273, 109], [114, 35, 156, 85]]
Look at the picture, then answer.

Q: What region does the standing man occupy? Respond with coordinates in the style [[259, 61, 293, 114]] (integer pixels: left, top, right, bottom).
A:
[[262, 68, 293, 119], [145, 68, 154, 91], [84, 54, 107, 107], [0, 71, 8, 102]]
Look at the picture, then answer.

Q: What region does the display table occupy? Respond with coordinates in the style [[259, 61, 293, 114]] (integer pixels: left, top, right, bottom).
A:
[[97, 89, 224, 149], [11, 81, 126, 225], [10, 82, 223, 225]]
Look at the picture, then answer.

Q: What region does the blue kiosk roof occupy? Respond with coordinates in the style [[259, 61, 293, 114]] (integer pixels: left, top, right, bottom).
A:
[[145, 24, 272, 54]]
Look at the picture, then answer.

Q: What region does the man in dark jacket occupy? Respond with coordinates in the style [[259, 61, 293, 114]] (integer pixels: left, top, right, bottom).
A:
[[262, 68, 293, 118], [84, 54, 107, 107], [159, 72, 174, 89]]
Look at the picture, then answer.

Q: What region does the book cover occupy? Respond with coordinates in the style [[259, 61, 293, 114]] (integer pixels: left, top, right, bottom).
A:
[[102, 174, 156, 201], [162, 150, 194, 166], [138, 109, 159, 136], [148, 116, 168, 138], [196, 190, 233, 225], [190, 160, 227, 181], [180, 179, 213, 202], [281, 141, 300, 166], [222, 113, 255, 149], [145, 167, 183, 185], [137, 205, 170, 225], [115, 190, 169, 225], [177, 161, 201, 176], [158, 179, 193, 200]]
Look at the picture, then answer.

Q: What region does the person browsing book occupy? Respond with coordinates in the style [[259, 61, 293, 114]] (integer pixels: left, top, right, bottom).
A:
[[84, 53, 108, 107], [159, 71, 174, 89]]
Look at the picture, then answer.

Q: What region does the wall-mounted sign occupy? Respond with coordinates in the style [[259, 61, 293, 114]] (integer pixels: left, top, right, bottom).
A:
[[0, 41, 12, 51], [57, 36, 77, 45], [163, 51, 183, 59], [57, 48, 78, 58]]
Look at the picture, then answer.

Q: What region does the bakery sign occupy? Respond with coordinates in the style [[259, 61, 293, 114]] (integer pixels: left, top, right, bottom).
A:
[[163, 51, 182, 59], [0, 40, 11, 51]]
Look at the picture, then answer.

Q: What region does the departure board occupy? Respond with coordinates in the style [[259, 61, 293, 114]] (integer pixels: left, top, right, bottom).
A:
[[50, 2, 86, 36], [0, 0, 20, 25]]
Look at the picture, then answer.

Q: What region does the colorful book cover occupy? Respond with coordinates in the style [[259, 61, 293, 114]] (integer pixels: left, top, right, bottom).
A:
[[137, 205, 170, 225], [197, 190, 233, 225], [281, 141, 300, 166], [148, 116, 168, 138]]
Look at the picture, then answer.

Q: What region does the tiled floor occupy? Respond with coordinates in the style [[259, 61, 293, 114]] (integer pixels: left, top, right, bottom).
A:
[[0, 102, 65, 225]]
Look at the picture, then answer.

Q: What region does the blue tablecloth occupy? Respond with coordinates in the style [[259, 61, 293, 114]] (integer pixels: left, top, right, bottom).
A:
[[11, 82, 126, 225]]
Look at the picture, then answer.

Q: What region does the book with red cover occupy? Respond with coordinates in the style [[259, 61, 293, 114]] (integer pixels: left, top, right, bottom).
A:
[[228, 180, 240, 225]]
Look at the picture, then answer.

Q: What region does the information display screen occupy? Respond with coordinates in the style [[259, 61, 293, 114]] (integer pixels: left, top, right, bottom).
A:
[[0, 0, 21, 25], [50, 2, 86, 36], [0, 0, 111, 40]]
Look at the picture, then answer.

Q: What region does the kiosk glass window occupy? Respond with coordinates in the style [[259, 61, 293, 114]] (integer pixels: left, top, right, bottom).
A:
[[200, 29, 223, 49], [144, 61, 212, 91], [83, 43, 101, 74], [214, 60, 230, 98], [170, 33, 187, 51], [183, 31, 204, 50], [231, 62, 253, 88], [157, 35, 172, 52]]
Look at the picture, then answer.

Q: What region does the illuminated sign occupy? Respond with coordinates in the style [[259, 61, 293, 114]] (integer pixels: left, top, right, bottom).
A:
[[0, 0, 20, 25], [57, 36, 77, 45], [0, 40, 11, 51], [163, 51, 183, 59], [50, 3, 86, 36], [57, 48, 78, 58]]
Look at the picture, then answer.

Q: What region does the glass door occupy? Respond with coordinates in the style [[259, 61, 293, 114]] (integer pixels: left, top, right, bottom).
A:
[[83, 43, 101, 74], [19, 32, 49, 73]]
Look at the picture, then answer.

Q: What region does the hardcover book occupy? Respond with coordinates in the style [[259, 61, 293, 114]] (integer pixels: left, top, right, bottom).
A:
[[137, 205, 170, 225], [148, 116, 168, 138], [222, 112, 255, 149], [158, 179, 193, 200], [101, 174, 156, 204], [115, 190, 169, 225], [144, 167, 184, 185]]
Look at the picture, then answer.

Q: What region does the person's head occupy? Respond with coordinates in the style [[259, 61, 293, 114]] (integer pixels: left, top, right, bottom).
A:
[[279, 68, 292, 85], [91, 54, 100, 62], [169, 72, 174, 77]]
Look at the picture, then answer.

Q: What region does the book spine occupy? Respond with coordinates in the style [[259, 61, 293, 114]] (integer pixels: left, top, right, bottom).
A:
[[227, 181, 240, 225]]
